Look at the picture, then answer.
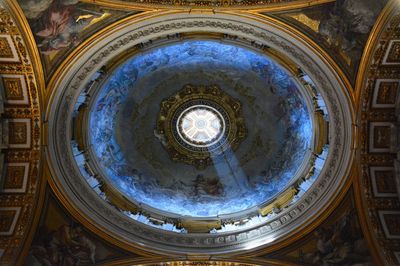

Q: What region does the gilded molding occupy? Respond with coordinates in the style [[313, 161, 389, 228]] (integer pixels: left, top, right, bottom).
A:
[[354, 0, 399, 113], [3, 0, 45, 106], [0, 0, 387, 261], [72, 33, 319, 234], [0, 2, 43, 265], [156, 84, 247, 169], [355, 1, 400, 264], [79, 0, 335, 12], [45, 12, 354, 255]]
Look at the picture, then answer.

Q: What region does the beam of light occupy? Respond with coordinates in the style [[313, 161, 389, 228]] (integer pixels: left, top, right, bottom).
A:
[[210, 142, 250, 201]]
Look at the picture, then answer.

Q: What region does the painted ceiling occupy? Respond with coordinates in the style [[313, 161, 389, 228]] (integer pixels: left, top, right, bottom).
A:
[[87, 40, 314, 217], [0, 0, 399, 265], [17, 0, 139, 79], [269, 0, 387, 85]]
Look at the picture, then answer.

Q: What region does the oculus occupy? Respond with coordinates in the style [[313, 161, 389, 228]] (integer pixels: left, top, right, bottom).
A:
[[45, 13, 353, 253], [179, 105, 223, 146], [64, 39, 334, 230], [82, 40, 316, 218], [156, 84, 246, 169]]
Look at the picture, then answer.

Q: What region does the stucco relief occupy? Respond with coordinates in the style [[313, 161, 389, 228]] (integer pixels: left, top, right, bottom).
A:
[[46, 14, 353, 254]]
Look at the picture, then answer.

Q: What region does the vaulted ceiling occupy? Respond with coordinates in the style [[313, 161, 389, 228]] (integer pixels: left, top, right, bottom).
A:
[[0, 0, 399, 265]]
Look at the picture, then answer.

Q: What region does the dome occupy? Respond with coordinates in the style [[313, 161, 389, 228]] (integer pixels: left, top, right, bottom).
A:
[[87, 40, 314, 218], [3, 1, 399, 265], [46, 13, 353, 254]]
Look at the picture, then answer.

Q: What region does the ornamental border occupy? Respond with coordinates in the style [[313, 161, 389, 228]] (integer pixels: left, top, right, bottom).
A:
[[46, 14, 354, 255]]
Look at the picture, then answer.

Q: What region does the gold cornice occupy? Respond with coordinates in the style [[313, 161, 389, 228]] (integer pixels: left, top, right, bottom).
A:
[[16, 160, 49, 266], [1, 1, 47, 264], [96, 257, 299, 266], [352, 165, 385, 265], [314, 111, 328, 154], [354, 0, 399, 113], [79, 0, 335, 12], [247, 0, 334, 12], [259, 187, 297, 216], [45, 9, 356, 257], [352, 1, 400, 264], [3, 0, 46, 109]]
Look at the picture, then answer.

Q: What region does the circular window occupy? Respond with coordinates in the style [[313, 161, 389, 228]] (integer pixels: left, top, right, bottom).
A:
[[46, 14, 354, 253], [156, 86, 244, 168], [177, 105, 225, 148]]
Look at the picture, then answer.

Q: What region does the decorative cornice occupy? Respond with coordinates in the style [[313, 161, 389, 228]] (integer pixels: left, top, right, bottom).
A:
[[45, 12, 354, 255], [156, 84, 247, 169], [80, 0, 335, 12], [355, 0, 399, 113], [0, 2, 43, 265], [356, 1, 400, 264]]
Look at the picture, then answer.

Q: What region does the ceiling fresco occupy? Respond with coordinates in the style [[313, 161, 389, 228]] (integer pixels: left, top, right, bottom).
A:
[[17, 0, 140, 80], [49, 11, 351, 252], [268, 0, 388, 85], [25, 190, 132, 266], [0, 0, 399, 264], [86, 40, 314, 218], [266, 190, 374, 266]]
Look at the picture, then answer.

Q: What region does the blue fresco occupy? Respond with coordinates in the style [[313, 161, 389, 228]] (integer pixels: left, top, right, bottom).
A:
[[87, 40, 316, 217]]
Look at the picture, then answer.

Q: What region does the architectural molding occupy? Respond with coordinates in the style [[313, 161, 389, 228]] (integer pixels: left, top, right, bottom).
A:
[[356, 2, 400, 264], [45, 12, 354, 255], [79, 0, 335, 12], [0, 2, 43, 265]]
